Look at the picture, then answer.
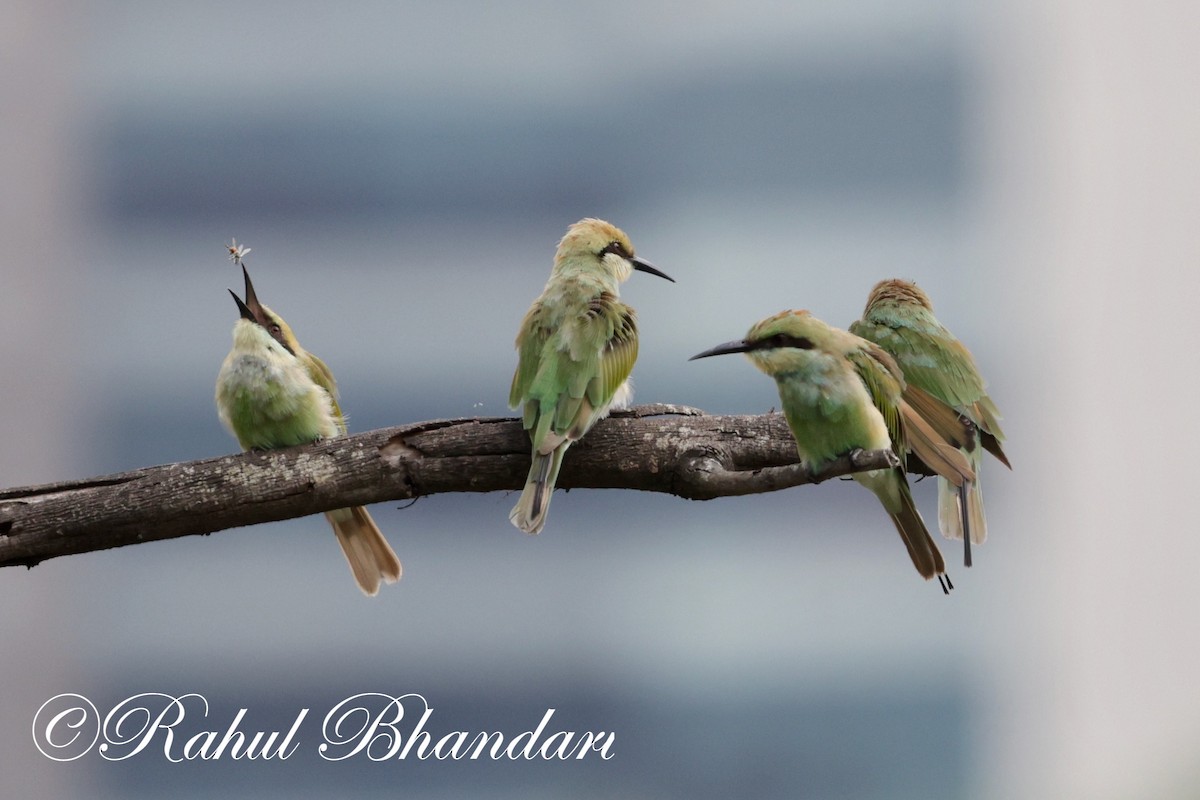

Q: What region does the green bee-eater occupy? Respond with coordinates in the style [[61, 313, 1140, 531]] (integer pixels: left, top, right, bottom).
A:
[[509, 218, 674, 533], [215, 265, 402, 595], [849, 279, 1009, 567], [691, 310, 974, 591]]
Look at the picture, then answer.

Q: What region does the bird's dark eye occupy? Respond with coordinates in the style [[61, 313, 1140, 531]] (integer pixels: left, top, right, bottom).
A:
[[600, 240, 630, 259]]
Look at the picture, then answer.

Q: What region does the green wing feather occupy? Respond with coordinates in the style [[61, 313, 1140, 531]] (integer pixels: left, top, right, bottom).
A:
[[511, 292, 637, 452], [303, 351, 345, 431], [510, 300, 548, 410], [589, 309, 638, 408], [851, 317, 1000, 435], [846, 343, 906, 455]]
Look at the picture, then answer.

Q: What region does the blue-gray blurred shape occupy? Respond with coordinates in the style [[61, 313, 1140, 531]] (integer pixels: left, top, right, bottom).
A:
[[97, 60, 961, 225]]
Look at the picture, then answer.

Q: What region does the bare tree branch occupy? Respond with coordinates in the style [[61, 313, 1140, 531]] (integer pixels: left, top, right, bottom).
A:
[[0, 404, 906, 569]]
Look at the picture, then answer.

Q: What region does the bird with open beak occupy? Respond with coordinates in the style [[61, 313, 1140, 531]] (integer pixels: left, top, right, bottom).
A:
[[216, 263, 402, 595]]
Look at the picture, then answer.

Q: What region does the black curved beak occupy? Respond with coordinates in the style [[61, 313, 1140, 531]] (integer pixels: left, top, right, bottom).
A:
[[229, 289, 256, 321], [631, 256, 675, 283], [689, 339, 754, 361], [229, 265, 267, 324], [241, 265, 264, 314]]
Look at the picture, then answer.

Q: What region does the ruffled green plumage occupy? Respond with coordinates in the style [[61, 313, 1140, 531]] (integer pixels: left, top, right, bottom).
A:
[[850, 279, 1009, 562], [216, 267, 400, 594], [509, 219, 666, 533], [694, 309, 951, 588]]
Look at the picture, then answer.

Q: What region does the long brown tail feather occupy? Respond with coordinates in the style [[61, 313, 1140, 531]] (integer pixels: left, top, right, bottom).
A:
[[883, 477, 947, 583], [904, 385, 972, 449], [960, 482, 972, 567], [509, 446, 565, 534], [900, 398, 975, 487], [326, 506, 402, 596]]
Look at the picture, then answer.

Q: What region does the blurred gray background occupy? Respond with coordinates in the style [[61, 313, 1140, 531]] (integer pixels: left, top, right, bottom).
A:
[[3, 1, 1198, 798]]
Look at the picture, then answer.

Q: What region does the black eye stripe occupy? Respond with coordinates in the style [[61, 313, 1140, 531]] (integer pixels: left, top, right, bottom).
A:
[[600, 240, 630, 259], [754, 333, 814, 351]]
